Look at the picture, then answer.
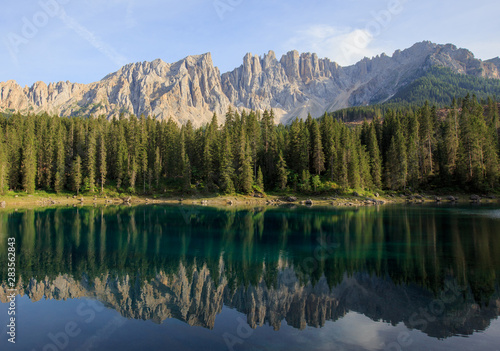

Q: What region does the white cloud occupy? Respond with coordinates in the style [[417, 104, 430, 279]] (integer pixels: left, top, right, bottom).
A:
[[285, 24, 384, 66]]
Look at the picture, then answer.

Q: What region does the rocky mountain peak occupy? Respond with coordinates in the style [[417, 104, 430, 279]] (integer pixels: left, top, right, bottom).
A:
[[0, 42, 498, 126]]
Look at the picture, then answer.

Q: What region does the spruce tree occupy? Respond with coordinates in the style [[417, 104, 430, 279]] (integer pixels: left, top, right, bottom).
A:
[[237, 127, 254, 194], [441, 108, 460, 183], [183, 154, 192, 192], [21, 116, 37, 194], [276, 151, 288, 191], [347, 132, 361, 189], [419, 102, 435, 178], [139, 116, 149, 193], [335, 126, 349, 188], [300, 169, 311, 192], [256, 166, 264, 192], [219, 130, 234, 194], [357, 139, 372, 189], [86, 128, 96, 193], [367, 122, 382, 188], [72, 155, 82, 194], [406, 112, 420, 188], [0, 129, 9, 194], [115, 124, 128, 189], [203, 114, 218, 189], [53, 124, 66, 194], [311, 119, 325, 175], [320, 113, 336, 181], [98, 131, 107, 193], [311, 175, 321, 193], [239, 145, 254, 194], [6, 114, 22, 190], [154, 146, 162, 189], [386, 120, 408, 190]]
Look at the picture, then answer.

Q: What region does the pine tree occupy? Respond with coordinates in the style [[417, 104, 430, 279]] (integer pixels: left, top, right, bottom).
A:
[[486, 97, 499, 131], [86, 127, 96, 193], [21, 116, 37, 194], [406, 112, 420, 188], [246, 111, 261, 179], [154, 146, 162, 189], [203, 114, 218, 189], [367, 122, 382, 188], [441, 107, 459, 182], [53, 124, 66, 194], [98, 131, 107, 193], [335, 126, 349, 188], [256, 166, 264, 192], [237, 127, 254, 194], [239, 146, 254, 194], [357, 139, 372, 189], [0, 129, 9, 194], [36, 115, 54, 190], [419, 102, 435, 178], [183, 154, 192, 192], [139, 116, 149, 193], [386, 120, 408, 190], [6, 114, 22, 190], [457, 96, 486, 188], [260, 109, 278, 186], [320, 113, 336, 181], [219, 129, 234, 194], [300, 169, 311, 192], [72, 155, 82, 194], [276, 151, 288, 191], [115, 123, 128, 189], [310, 119, 325, 175], [347, 132, 361, 189]]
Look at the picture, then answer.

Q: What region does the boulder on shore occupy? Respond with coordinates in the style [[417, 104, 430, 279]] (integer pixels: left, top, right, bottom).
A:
[[470, 195, 481, 202]]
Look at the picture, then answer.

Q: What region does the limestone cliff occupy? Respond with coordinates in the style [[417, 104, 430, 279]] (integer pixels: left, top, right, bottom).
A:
[[0, 41, 498, 126]]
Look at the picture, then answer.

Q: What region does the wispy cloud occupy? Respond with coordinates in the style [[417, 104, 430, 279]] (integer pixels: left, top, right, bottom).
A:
[[285, 24, 384, 66], [58, 9, 129, 68]]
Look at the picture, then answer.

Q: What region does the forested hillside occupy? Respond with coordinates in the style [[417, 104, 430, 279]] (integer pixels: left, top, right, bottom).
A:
[[0, 94, 499, 196], [388, 66, 500, 106]]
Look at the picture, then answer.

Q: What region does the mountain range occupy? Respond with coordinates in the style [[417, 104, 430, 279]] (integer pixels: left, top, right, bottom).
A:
[[1, 41, 499, 126]]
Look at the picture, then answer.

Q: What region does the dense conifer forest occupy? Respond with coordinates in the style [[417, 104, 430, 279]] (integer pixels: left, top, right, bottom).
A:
[[388, 66, 500, 106], [0, 94, 498, 196]]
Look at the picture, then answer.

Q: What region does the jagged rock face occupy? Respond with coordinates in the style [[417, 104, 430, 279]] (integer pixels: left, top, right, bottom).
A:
[[0, 54, 230, 127], [486, 57, 500, 71], [0, 42, 498, 126]]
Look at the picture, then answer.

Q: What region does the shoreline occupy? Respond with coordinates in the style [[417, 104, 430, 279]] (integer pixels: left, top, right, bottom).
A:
[[1, 192, 498, 210]]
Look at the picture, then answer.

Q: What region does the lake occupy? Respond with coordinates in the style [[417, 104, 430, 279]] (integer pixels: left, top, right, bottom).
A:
[[1, 204, 500, 351]]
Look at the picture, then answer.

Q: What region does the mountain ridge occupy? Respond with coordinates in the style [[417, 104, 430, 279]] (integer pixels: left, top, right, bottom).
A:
[[0, 41, 498, 126]]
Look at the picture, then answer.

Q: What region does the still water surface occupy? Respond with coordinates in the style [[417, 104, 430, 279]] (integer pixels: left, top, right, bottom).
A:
[[1, 204, 499, 350]]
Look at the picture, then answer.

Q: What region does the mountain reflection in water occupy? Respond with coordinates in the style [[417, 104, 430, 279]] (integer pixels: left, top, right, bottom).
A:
[[1, 204, 499, 343]]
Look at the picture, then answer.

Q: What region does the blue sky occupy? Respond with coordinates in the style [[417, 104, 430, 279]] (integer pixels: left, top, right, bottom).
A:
[[1, 0, 499, 87]]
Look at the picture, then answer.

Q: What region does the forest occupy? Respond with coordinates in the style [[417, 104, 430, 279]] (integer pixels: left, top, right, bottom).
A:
[[0, 94, 499, 197], [388, 66, 500, 106]]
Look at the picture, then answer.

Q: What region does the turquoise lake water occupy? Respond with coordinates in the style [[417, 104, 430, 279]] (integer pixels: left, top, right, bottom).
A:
[[1, 204, 499, 350]]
